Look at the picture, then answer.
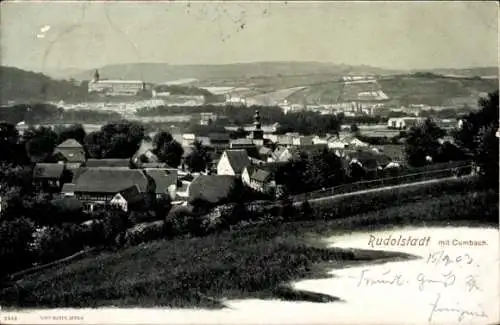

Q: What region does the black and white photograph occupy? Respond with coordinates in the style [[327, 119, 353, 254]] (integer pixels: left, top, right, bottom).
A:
[[0, 1, 498, 324]]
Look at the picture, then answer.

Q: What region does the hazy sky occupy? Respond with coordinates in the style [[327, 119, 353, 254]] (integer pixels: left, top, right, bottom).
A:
[[1, 1, 498, 74]]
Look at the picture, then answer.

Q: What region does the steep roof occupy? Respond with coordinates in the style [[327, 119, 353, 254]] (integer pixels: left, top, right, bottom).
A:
[[223, 149, 250, 174], [144, 168, 178, 195], [188, 175, 238, 204], [53, 148, 86, 163], [349, 150, 392, 169], [73, 168, 149, 193], [251, 169, 273, 183], [277, 135, 293, 145], [115, 185, 143, 204], [140, 162, 171, 169], [85, 159, 131, 168], [33, 163, 65, 179], [231, 138, 254, 146], [209, 133, 230, 142], [259, 146, 273, 156], [61, 183, 75, 193], [57, 138, 83, 149]]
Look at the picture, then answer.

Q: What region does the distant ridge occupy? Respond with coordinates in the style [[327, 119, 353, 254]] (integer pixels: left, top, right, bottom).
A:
[[64, 62, 498, 85], [67, 62, 403, 84]]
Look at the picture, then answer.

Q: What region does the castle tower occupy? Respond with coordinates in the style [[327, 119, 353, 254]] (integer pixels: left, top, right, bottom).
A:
[[93, 69, 100, 83]]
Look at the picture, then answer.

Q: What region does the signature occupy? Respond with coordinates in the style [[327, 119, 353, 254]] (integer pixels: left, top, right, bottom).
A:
[[353, 269, 481, 293], [428, 293, 488, 323], [416, 271, 455, 291], [357, 269, 406, 287]]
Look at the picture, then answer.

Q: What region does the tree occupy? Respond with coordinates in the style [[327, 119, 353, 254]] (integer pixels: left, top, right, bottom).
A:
[[475, 124, 499, 188], [185, 140, 212, 172], [350, 123, 360, 134], [22, 126, 59, 161], [55, 124, 86, 145], [0, 217, 36, 278], [84, 121, 145, 159], [347, 161, 366, 182], [152, 131, 184, 167], [299, 199, 314, 220], [452, 91, 499, 188], [0, 122, 24, 164], [303, 148, 344, 191], [454, 91, 499, 153], [404, 118, 445, 167], [84, 131, 104, 158]]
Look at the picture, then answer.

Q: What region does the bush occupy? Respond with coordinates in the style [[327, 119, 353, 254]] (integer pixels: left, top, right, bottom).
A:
[[164, 205, 196, 237], [0, 217, 36, 278], [35, 223, 89, 264], [122, 221, 166, 246]]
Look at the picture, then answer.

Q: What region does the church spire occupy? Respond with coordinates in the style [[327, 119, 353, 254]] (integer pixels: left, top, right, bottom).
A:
[[253, 109, 261, 130]]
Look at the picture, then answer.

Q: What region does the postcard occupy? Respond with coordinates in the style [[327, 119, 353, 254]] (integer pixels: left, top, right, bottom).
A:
[[0, 1, 498, 324]]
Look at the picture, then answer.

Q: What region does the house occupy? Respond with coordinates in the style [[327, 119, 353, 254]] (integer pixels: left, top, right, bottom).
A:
[[230, 138, 254, 149], [327, 135, 369, 149], [85, 159, 131, 168], [387, 117, 425, 129], [132, 141, 159, 166], [271, 144, 328, 163], [182, 133, 196, 146], [258, 146, 273, 161], [140, 162, 171, 169], [188, 175, 239, 205], [61, 183, 75, 197], [371, 145, 405, 162], [33, 163, 66, 191], [312, 135, 328, 145], [110, 185, 144, 212], [208, 133, 230, 153], [345, 150, 392, 174], [53, 138, 86, 164], [242, 162, 284, 195], [143, 168, 178, 200], [276, 135, 294, 147], [196, 136, 212, 147], [73, 167, 149, 211], [292, 136, 313, 146], [229, 139, 260, 158], [216, 149, 250, 176]]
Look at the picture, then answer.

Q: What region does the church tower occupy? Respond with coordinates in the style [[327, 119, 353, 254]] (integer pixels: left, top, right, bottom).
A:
[[251, 109, 264, 146]]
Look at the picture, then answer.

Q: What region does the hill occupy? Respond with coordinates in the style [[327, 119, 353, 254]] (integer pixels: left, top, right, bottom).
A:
[[286, 73, 498, 107], [415, 67, 498, 78], [0, 66, 90, 104], [68, 62, 402, 84]]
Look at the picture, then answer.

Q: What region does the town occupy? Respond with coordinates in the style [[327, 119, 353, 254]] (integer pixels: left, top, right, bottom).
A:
[[0, 1, 498, 323]]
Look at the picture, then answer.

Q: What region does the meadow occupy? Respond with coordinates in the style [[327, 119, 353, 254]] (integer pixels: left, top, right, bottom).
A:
[[1, 181, 496, 309]]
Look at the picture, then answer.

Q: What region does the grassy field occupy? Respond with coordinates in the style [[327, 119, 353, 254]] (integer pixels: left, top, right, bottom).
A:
[[1, 186, 496, 309]]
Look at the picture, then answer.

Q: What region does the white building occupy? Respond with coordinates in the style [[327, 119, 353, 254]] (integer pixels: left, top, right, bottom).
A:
[[387, 117, 425, 129], [216, 150, 250, 176], [88, 70, 145, 96]]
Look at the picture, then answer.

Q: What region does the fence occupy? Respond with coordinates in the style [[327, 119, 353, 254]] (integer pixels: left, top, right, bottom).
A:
[[291, 161, 473, 202]]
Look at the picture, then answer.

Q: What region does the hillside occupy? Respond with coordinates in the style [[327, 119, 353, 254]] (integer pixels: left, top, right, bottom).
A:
[[286, 73, 498, 107], [416, 67, 498, 78], [0, 66, 90, 104]]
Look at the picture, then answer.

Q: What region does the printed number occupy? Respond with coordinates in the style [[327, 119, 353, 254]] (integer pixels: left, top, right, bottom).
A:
[[3, 315, 18, 321]]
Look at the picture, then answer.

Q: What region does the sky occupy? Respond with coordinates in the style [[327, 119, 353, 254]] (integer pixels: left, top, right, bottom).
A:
[[1, 1, 498, 75]]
